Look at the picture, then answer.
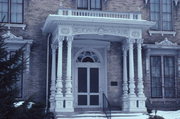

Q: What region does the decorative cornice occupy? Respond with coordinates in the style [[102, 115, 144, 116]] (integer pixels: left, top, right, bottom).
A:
[[155, 38, 177, 46], [2, 31, 23, 40]]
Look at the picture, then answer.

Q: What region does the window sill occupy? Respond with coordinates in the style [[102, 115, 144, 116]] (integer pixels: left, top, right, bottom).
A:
[[149, 30, 176, 36], [4, 23, 26, 30], [149, 98, 180, 104]]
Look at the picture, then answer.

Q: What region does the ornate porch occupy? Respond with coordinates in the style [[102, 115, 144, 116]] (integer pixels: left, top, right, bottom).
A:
[[42, 9, 155, 113]]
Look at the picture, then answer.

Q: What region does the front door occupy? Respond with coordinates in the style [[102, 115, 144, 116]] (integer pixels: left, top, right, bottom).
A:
[[76, 65, 100, 107]]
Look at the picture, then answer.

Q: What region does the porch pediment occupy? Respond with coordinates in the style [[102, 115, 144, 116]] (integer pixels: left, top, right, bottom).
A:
[[42, 9, 155, 41]]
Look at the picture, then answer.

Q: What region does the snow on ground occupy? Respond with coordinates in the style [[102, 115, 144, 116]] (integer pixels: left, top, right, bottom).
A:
[[156, 110, 180, 119], [60, 110, 180, 119], [13, 101, 35, 109]]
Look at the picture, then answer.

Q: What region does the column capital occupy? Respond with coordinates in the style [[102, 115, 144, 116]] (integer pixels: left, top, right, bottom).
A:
[[122, 45, 129, 51], [136, 39, 144, 44], [127, 38, 135, 44], [58, 36, 65, 42], [66, 36, 74, 42], [66, 36, 74, 48], [51, 44, 58, 50]]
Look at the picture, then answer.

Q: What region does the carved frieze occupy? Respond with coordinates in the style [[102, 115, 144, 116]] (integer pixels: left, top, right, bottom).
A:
[[72, 26, 129, 37]]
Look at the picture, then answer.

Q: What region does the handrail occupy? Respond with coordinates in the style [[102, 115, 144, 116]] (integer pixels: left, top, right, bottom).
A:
[[102, 93, 111, 119], [58, 9, 142, 20]]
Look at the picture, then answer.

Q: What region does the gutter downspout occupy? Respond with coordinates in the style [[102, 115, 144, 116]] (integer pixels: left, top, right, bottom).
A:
[[45, 34, 51, 113]]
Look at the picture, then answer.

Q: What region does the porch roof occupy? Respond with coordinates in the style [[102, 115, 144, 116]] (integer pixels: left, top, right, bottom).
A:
[[42, 9, 155, 40]]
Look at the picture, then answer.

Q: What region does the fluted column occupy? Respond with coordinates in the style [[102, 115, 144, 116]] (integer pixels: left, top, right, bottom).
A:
[[49, 44, 57, 112], [122, 45, 129, 111], [128, 39, 136, 97], [65, 36, 74, 112], [55, 36, 64, 112], [137, 39, 145, 97]]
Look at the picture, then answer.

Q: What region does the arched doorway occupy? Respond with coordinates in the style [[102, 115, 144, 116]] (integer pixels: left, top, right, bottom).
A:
[[74, 50, 103, 108]]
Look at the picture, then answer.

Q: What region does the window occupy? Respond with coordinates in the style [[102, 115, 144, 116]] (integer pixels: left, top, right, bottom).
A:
[[77, 0, 101, 10], [150, 0, 173, 31], [9, 51, 24, 98], [0, 0, 24, 23], [76, 51, 100, 63], [150, 56, 175, 98]]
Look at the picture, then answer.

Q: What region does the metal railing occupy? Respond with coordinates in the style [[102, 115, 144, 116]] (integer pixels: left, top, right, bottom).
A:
[[58, 9, 142, 20], [102, 93, 111, 119]]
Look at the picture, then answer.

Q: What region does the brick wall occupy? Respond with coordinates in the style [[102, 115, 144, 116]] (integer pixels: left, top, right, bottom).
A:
[[11, 0, 180, 109]]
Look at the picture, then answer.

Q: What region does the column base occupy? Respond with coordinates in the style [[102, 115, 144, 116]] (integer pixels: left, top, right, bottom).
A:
[[55, 96, 64, 113], [137, 96, 147, 112], [49, 100, 55, 112], [126, 96, 138, 112], [125, 96, 147, 112], [122, 95, 129, 112], [64, 97, 74, 112]]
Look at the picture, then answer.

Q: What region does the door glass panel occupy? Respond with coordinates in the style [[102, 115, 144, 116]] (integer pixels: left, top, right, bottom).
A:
[[78, 95, 87, 105], [90, 68, 99, 93], [90, 95, 99, 105], [78, 68, 87, 92]]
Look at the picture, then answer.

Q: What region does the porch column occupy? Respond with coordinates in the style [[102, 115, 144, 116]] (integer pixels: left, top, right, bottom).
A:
[[122, 46, 129, 111], [55, 36, 64, 112], [127, 38, 137, 111], [49, 44, 57, 112], [65, 36, 74, 112], [137, 39, 146, 111], [128, 39, 136, 97]]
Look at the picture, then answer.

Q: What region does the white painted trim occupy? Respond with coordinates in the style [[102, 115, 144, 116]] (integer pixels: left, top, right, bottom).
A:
[[42, 13, 155, 35], [5, 23, 26, 30], [148, 30, 176, 36]]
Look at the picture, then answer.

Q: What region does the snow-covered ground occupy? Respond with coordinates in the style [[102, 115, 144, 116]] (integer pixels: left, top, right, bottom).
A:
[[155, 110, 180, 119], [60, 110, 180, 119]]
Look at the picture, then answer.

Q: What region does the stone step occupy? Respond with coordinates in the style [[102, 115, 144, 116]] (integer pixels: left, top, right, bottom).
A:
[[55, 111, 145, 119]]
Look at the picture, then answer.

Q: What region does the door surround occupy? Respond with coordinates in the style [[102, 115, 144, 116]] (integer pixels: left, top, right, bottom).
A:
[[73, 48, 107, 108]]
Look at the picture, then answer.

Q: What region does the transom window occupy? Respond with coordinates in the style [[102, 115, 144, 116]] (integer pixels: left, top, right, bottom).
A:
[[76, 51, 100, 63], [0, 0, 24, 23], [150, 0, 173, 31], [150, 56, 175, 98], [77, 0, 101, 10]]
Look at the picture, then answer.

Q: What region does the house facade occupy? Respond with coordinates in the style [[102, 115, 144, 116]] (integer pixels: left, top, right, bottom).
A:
[[1, 0, 180, 115]]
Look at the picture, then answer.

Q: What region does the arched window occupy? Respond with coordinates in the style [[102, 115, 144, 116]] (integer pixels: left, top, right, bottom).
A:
[[76, 51, 100, 63]]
